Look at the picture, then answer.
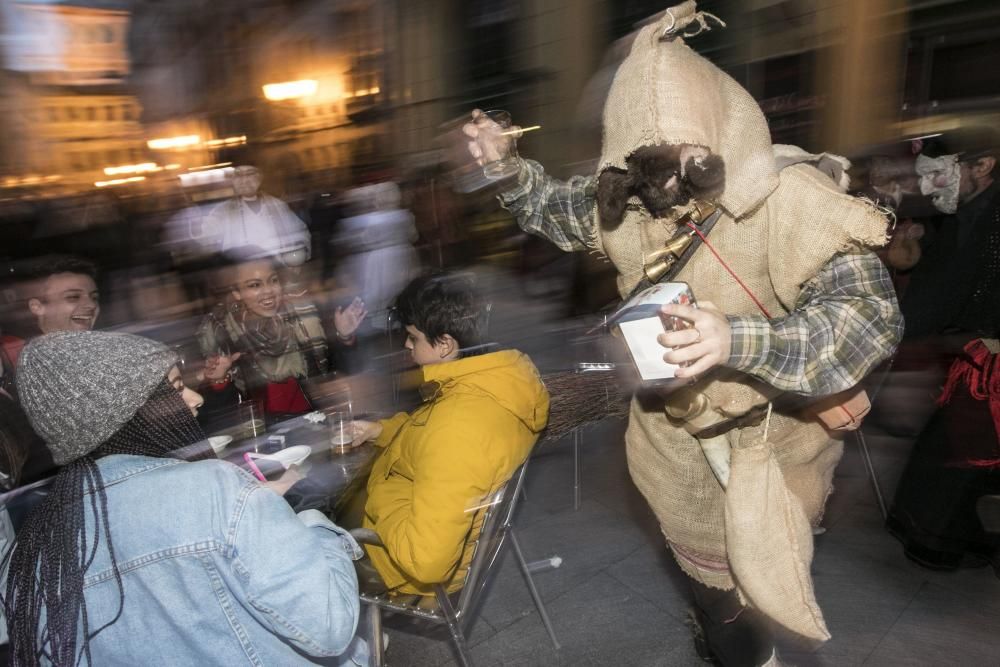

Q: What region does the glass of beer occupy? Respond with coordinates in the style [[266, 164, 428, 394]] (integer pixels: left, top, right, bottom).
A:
[[329, 410, 354, 452]]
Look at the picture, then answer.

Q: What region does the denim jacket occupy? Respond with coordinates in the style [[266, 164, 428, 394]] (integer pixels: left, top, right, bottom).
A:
[[51, 454, 367, 666]]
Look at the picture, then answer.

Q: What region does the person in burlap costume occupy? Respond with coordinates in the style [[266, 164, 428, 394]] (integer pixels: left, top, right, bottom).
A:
[[463, 3, 902, 665]]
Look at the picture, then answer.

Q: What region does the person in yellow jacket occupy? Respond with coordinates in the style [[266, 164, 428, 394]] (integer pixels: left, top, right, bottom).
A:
[[351, 273, 549, 595]]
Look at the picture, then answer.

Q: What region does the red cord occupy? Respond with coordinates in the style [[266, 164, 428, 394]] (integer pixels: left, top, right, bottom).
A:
[[685, 221, 773, 318]]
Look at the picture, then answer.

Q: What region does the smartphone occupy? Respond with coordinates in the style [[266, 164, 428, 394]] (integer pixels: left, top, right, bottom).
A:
[[243, 453, 285, 482]]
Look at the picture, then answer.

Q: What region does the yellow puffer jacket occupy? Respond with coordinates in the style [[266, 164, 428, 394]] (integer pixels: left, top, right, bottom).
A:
[[362, 349, 549, 595]]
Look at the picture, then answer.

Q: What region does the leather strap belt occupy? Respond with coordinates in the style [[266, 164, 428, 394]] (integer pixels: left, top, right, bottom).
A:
[[692, 403, 770, 440]]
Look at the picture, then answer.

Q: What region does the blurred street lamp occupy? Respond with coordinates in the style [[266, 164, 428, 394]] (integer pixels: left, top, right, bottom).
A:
[[204, 135, 247, 148], [104, 163, 160, 176], [262, 80, 318, 101], [95, 176, 146, 188], [147, 135, 201, 150]]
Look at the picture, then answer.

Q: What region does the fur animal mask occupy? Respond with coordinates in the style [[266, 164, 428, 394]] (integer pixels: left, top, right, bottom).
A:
[[597, 144, 725, 228]]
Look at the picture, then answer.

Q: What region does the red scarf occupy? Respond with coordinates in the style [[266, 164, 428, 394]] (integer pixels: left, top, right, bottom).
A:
[[938, 339, 1000, 467]]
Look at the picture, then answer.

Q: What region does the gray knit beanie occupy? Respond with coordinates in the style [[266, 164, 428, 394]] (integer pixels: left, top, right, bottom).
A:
[[17, 331, 177, 465]]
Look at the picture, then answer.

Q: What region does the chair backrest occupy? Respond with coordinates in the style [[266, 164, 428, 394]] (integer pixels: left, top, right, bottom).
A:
[[450, 453, 532, 620]]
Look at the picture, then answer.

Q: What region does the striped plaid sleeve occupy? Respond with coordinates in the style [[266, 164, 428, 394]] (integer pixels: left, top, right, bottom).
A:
[[725, 251, 903, 396], [497, 158, 599, 252]]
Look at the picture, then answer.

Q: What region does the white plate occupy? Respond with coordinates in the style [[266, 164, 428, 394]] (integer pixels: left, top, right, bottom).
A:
[[208, 435, 233, 455], [265, 445, 313, 467]]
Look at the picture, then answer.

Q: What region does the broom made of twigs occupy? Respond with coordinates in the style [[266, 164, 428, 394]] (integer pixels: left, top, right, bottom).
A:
[[538, 369, 632, 443]]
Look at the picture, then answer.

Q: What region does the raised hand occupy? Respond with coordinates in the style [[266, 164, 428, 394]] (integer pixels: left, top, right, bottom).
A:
[[334, 297, 368, 339], [462, 109, 520, 167], [203, 351, 242, 382]]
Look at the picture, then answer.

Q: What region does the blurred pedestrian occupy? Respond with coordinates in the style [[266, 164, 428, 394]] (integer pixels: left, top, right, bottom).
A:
[[204, 165, 312, 265], [335, 182, 421, 373], [885, 127, 1000, 572]]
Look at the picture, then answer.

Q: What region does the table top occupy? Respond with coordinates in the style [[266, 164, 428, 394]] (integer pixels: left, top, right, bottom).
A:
[[214, 412, 380, 511]]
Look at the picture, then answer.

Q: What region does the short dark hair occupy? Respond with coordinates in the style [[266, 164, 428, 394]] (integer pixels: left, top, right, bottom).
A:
[[394, 273, 483, 348], [24, 255, 98, 283]]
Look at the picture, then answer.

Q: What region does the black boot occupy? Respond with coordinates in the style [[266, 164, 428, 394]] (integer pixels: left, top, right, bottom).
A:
[[688, 580, 775, 667]]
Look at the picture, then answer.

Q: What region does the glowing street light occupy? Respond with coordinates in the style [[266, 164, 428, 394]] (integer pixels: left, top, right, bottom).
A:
[[147, 135, 201, 150], [262, 80, 318, 101], [95, 176, 146, 188], [204, 135, 247, 148], [104, 162, 160, 176]]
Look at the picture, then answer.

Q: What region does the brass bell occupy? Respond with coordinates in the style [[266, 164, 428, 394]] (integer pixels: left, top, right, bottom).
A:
[[642, 200, 718, 283], [643, 230, 695, 283], [687, 200, 717, 225]]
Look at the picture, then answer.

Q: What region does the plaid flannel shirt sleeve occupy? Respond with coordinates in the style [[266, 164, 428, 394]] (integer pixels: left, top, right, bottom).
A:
[[496, 158, 599, 252], [725, 250, 903, 396]]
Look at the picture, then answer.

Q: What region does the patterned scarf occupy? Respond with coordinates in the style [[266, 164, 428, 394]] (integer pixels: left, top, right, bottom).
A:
[[203, 301, 329, 389]]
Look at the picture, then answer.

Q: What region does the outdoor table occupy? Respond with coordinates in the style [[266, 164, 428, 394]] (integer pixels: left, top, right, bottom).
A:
[[216, 413, 379, 513], [209, 372, 398, 513]]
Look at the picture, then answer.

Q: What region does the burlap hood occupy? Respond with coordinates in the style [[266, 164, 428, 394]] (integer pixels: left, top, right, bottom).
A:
[[599, 1, 777, 220]]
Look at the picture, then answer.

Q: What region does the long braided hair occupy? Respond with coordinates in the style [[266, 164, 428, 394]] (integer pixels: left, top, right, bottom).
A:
[[3, 379, 211, 666]]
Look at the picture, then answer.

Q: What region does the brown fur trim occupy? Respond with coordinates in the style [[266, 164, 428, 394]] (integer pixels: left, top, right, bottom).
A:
[[596, 144, 726, 228]]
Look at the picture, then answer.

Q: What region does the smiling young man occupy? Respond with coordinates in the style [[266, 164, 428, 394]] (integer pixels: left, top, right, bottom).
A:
[[349, 273, 549, 597], [2, 256, 100, 367], [0, 255, 100, 484]]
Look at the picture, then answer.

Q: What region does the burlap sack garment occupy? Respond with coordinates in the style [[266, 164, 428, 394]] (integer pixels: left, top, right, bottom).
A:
[[594, 2, 889, 642]]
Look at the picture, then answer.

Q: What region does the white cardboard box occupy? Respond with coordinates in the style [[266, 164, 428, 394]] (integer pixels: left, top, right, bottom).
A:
[[607, 282, 696, 382]]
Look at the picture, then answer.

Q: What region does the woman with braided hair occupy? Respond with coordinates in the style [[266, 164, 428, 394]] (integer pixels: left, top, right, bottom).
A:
[[3, 331, 366, 665]]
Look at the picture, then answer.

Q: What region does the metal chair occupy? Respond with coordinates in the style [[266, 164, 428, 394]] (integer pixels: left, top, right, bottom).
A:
[[351, 455, 559, 667], [852, 354, 897, 521]]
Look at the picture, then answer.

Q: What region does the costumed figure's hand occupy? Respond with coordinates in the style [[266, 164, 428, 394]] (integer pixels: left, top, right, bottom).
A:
[[462, 109, 521, 167], [262, 466, 305, 496], [334, 297, 367, 340], [657, 300, 731, 380], [886, 221, 924, 271], [350, 419, 383, 445], [203, 352, 241, 382]]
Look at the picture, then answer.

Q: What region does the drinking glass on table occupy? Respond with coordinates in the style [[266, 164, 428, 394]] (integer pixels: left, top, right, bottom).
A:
[[329, 409, 354, 453], [238, 398, 265, 447], [322, 384, 354, 452]]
